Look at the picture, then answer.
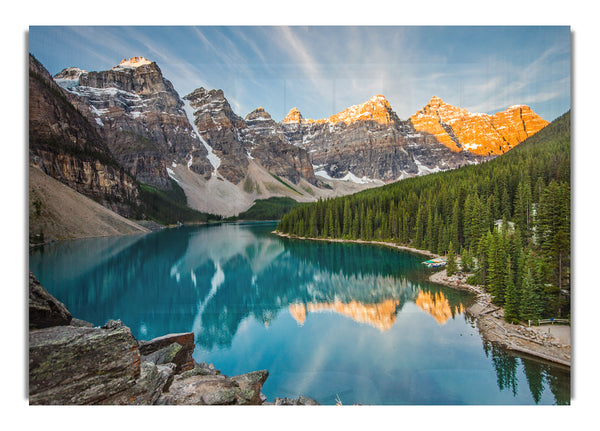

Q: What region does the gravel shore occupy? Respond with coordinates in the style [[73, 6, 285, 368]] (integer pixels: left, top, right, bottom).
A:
[[429, 270, 571, 367]]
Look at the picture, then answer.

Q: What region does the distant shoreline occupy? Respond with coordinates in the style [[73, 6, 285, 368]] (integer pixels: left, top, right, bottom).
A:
[[273, 231, 442, 259], [273, 230, 571, 367]]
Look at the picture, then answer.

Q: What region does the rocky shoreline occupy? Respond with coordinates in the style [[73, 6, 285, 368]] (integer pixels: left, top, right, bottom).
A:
[[274, 231, 571, 368], [429, 270, 571, 367], [28, 272, 319, 405]]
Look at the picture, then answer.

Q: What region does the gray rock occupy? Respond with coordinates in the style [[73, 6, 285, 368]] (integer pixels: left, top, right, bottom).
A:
[[101, 362, 175, 405], [269, 396, 320, 405], [158, 370, 269, 405], [184, 88, 317, 186], [280, 101, 487, 183], [70, 318, 94, 327], [297, 395, 320, 405], [29, 55, 141, 218], [138, 332, 195, 373], [178, 361, 218, 379], [141, 342, 182, 367], [29, 322, 140, 405], [29, 272, 71, 329], [230, 370, 269, 405]]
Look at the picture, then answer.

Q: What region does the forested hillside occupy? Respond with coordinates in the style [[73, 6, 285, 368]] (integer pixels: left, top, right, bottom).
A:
[[278, 111, 571, 322]]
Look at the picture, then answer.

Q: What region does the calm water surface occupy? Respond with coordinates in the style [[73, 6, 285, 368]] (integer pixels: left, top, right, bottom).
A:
[[29, 222, 570, 405]]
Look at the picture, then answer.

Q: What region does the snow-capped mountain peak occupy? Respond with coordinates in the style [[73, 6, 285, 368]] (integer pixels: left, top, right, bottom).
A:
[[112, 56, 152, 69]]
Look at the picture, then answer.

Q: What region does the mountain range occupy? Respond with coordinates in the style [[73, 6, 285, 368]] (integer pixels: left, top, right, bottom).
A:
[[29, 55, 549, 228]]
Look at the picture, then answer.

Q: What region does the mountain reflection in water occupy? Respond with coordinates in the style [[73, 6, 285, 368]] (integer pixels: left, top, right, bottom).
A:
[[29, 222, 570, 405]]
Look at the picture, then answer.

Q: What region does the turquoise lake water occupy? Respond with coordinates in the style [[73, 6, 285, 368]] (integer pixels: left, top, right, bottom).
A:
[[29, 221, 570, 405]]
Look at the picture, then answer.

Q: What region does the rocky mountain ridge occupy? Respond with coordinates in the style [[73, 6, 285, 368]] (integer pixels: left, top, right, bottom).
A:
[[279, 94, 486, 182], [183, 87, 317, 186], [283, 94, 401, 126], [409, 96, 549, 156], [50, 59, 326, 217], [54, 57, 213, 190]]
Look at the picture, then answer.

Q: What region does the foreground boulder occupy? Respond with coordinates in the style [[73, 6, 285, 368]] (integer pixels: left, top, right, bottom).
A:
[[29, 320, 140, 404], [157, 370, 269, 405]]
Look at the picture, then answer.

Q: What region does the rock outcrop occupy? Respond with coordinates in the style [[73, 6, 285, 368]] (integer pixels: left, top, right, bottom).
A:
[[410, 96, 549, 156], [266, 396, 321, 405], [243, 107, 317, 185], [29, 54, 141, 217], [28, 272, 319, 405], [157, 368, 269, 405], [28, 272, 72, 329], [29, 319, 141, 405]]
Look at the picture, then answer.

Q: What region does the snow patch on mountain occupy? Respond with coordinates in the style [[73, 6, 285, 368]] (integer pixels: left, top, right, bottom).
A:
[[414, 158, 441, 176], [113, 57, 152, 69], [182, 99, 221, 177], [313, 165, 382, 184]]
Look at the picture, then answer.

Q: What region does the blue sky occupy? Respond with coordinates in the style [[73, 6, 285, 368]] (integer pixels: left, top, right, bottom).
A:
[[29, 26, 570, 123]]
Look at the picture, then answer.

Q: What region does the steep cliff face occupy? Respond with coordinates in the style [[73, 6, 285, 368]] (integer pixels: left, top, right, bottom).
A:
[[409, 96, 549, 156], [54, 57, 212, 190], [29, 54, 140, 217], [281, 95, 484, 182], [243, 107, 317, 185], [183, 88, 317, 186], [183, 88, 249, 184]]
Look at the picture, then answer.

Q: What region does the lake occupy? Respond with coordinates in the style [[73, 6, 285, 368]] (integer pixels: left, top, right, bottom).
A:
[[29, 221, 570, 405]]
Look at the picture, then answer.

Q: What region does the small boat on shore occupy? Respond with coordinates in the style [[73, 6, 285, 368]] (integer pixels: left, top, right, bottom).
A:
[[422, 257, 447, 268]]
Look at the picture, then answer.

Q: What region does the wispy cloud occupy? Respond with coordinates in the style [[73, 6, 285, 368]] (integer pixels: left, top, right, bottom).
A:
[[273, 27, 321, 82], [29, 26, 570, 122]]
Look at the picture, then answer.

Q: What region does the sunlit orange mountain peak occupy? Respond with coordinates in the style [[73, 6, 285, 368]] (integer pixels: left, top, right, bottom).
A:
[[283, 94, 398, 126], [113, 56, 152, 69], [410, 96, 549, 156], [282, 107, 305, 124]]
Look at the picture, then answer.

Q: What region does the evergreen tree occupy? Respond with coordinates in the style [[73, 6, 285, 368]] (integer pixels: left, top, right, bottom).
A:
[[352, 211, 360, 239], [450, 200, 461, 249], [365, 206, 374, 240], [425, 209, 434, 251], [414, 205, 424, 248], [503, 257, 520, 323], [326, 207, 334, 237], [342, 200, 351, 238], [461, 247, 474, 273], [475, 232, 489, 285], [446, 241, 458, 277], [520, 251, 545, 321]]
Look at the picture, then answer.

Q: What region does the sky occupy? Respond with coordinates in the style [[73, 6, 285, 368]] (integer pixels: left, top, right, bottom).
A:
[[28, 26, 571, 122]]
